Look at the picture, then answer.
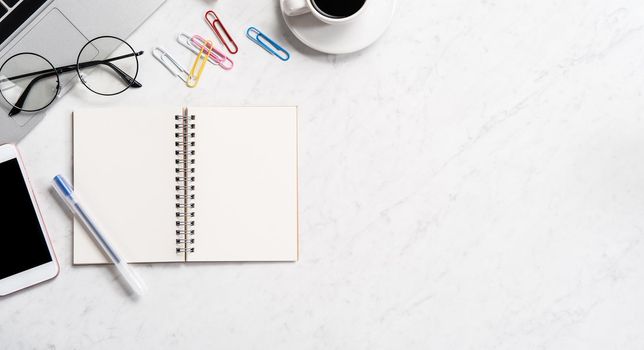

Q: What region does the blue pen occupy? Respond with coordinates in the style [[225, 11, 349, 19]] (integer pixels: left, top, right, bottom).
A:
[[52, 175, 146, 297]]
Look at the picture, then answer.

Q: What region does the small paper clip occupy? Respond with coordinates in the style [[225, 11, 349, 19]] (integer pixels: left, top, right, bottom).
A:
[[205, 10, 238, 54], [186, 40, 213, 88], [246, 27, 290, 62], [177, 33, 234, 70], [152, 47, 190, 83]]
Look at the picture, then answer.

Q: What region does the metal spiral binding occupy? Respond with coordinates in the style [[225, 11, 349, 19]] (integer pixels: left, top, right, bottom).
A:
[[175, 108, 196, 254]]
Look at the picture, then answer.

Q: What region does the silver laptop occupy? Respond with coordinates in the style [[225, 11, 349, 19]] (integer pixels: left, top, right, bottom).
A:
[[0, 0, 165, 144]]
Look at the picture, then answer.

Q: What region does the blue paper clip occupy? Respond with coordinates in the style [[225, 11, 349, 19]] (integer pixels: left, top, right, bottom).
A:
[[246, 27, 290, 62]]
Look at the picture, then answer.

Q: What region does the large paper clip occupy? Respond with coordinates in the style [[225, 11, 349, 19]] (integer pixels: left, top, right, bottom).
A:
[[246, 27, 290, 62], [192, 35, 234, 70], [177, 33, 234, 70], [152, 47, 190, 83], [205, 10, 238, 54], [191, 34, 233, 70], [186, 40, 213, 88]]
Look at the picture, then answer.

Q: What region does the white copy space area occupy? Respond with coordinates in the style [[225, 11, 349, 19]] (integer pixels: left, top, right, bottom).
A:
[[6, 0, 644, 349]]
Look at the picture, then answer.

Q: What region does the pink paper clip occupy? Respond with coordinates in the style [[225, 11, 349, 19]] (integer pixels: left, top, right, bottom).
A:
[[190, 34, 234, 70], [204, 10, 238, 55]]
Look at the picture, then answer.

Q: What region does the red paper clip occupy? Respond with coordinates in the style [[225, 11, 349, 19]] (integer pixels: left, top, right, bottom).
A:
[[204, 10, 238, 54]]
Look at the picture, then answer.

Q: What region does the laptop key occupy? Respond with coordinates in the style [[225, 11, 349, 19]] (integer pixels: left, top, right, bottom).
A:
[[3, 0, 19, 8], [0, 0, 46, 46], [0, 5, 6, 18]]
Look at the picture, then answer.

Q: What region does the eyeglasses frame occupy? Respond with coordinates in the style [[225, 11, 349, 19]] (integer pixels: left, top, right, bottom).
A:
[[0, 35, 143, 117]]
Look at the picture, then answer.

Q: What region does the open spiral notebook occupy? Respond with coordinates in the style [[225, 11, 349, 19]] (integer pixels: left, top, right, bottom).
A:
[[72, 106, 299, 264]]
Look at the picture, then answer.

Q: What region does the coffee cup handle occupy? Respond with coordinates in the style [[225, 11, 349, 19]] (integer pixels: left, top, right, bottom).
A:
[[283, 0, 311, 16]]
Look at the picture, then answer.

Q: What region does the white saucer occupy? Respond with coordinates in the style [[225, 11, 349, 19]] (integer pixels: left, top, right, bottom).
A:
[[280, 0, 397, 55]]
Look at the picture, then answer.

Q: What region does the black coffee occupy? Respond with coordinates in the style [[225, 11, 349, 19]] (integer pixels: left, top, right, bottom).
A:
[[311, 0, 366, 19]]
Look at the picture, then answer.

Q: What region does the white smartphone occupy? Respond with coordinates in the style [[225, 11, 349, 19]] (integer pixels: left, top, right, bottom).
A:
[[0, 144, 58, 296]]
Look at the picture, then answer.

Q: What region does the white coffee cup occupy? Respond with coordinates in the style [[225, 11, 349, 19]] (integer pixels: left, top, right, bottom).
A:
[[283, 0, 368, 24]]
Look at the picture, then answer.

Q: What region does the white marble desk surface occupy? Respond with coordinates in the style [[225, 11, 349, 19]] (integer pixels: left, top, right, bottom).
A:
[[3, 0, 644, 348]]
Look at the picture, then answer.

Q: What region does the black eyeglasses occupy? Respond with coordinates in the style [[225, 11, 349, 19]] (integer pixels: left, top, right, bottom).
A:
[[0, 36, 143, 117]]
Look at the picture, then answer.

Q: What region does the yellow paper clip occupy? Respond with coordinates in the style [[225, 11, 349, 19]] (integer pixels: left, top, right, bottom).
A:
[[186, 40, 213, 88]]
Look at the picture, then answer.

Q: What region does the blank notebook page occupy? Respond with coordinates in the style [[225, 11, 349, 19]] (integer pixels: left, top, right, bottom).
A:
[[189, 107, 298, 261], [73, 107, 181, 264], [73, 106, 298, 264]]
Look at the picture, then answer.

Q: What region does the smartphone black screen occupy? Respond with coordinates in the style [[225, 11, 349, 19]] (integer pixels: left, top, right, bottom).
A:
[[0, 158, 52, 279]]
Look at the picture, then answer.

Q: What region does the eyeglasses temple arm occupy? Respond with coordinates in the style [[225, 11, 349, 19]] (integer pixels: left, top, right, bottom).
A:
[[8, 70, 58, 117], [3, 51, 143, 82], [6, 51, 144, 116], [77, 51, 143, 87], [98, 61, 142, 88], [9, 65, 139, 116]]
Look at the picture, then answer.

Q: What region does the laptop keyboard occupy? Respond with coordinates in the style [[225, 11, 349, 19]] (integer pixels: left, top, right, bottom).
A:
[[0, 0, 48, 47]]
